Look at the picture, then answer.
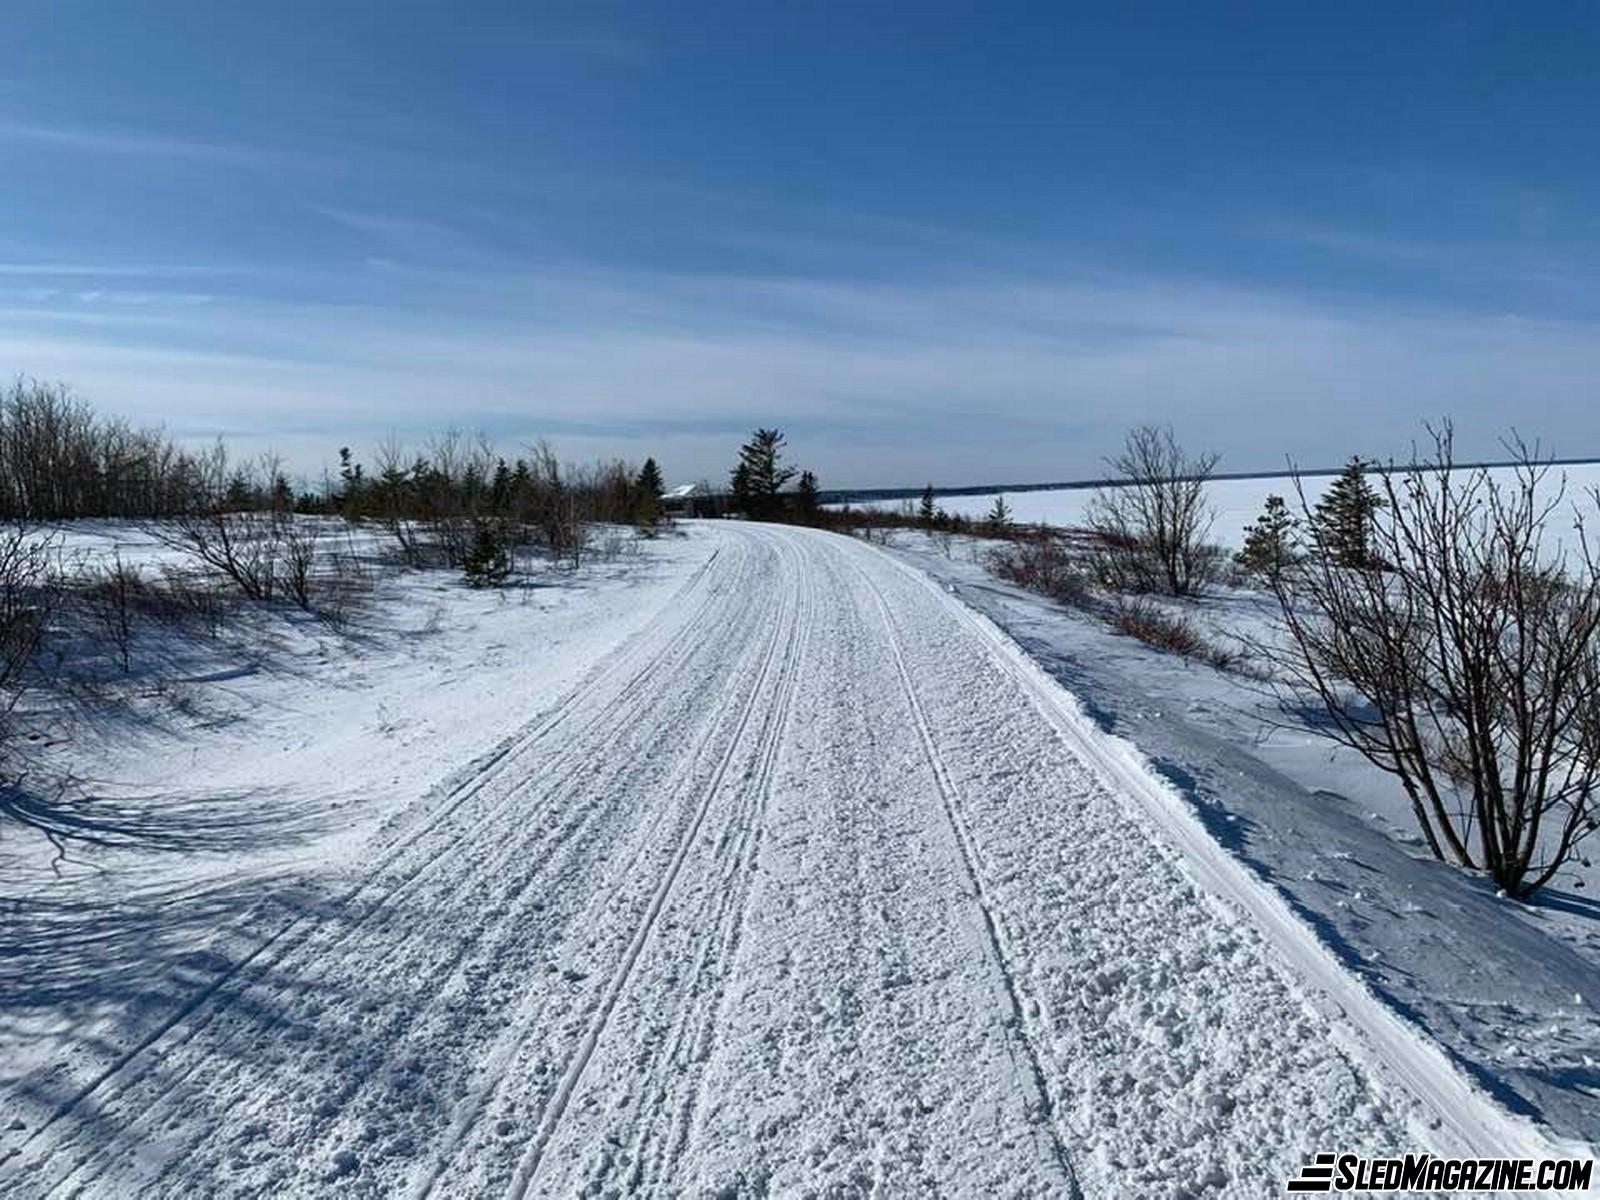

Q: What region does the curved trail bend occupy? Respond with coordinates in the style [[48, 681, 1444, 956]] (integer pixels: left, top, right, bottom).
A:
[[5, 522, 1476, 1198]]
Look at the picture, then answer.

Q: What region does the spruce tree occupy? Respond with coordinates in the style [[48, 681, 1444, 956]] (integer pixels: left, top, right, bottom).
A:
[[795, 470, 820, 523], [337, 447, 365, 515], [635, 457, 665, 530], [1235, 494, 1299, 578], [490, 459, 512, 512], [463, 520, 511, 587], [986, 494, 1012, 536], [919, 483, 936, 528], [1313, 458, 1386, 568]]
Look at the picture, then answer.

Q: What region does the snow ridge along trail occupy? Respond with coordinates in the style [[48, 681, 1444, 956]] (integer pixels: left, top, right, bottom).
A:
[[3, 522, 1524, 1197]]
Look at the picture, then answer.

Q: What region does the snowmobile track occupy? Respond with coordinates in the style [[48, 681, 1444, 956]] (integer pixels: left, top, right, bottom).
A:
[[5, 522, 1566, 1199]]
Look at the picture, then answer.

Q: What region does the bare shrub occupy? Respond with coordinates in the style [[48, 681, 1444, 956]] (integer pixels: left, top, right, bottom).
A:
[[0, 526, 59, 691], [316, 547, 375, 631], [1259, 426, 1600, 897], [598, 533, 640, 563], [141, 565, 234, 637], [1089, 425, 1220, 597], [1109, 597, 1241, 670], [280, 521, 320, 610], [150, 446, 333, 608], [159, 508, 286, 601], [988, 532, 1093, 608], [81, 553, 143, 673]]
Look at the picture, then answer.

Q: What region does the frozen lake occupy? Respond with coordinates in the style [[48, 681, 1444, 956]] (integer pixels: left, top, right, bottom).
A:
[[833, 461, 1600, 550]]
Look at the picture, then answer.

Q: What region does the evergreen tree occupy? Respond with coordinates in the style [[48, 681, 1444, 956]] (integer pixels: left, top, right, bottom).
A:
[[1313, 458, 1386, 568], [223, 471, 253, 511], [919, 483, 936, 527], [377, 459, 411, 514], [462, 520, 511, 587], [986, 494, 1013, 536], [510, 458, 532, 515], [635, 457, 665, 529], [490, 458, 512, 512], [337, 447, 365, 513], [729, 461, 753, 515], [462, 461, 486, 508], [1235, 493, 1300, 578], [731, 428, 796, 520], [795, 470, 820, 523]]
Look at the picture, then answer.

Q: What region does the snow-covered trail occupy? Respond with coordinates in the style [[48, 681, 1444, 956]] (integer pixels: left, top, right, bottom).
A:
[[4, 522, 1480, 1197]]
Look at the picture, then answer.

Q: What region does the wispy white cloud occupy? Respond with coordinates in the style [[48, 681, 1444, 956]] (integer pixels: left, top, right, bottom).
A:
[[0, 261, 240, 278], [8, 262, 1600, 486], [309, 205, 493, 262], [0, 118, 310, 170]]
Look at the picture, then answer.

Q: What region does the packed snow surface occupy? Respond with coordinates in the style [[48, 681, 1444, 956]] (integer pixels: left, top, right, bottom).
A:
[[0, 522, 1575, 1196]]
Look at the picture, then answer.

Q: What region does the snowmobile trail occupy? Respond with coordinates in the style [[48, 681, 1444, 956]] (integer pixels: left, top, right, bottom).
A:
[[1, 521, 1555, 1198]]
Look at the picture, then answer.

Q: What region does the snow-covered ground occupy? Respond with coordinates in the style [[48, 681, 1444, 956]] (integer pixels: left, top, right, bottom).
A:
[[883, 527, 1600, 1149], [834, 462, 1600, 549], [0, 520, 1591, 1196]]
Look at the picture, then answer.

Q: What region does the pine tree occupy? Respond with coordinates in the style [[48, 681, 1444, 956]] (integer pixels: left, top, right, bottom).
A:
[[635, 457, 665, 530], [1313, 458, 1386, 568], [731, 429, 796, 521], [462, 520, 511, 587], [795, 470, 820, 523], [919, 483, 936, 528], [986, 494, 1012, 536], [1235, 494, 1299, 578]]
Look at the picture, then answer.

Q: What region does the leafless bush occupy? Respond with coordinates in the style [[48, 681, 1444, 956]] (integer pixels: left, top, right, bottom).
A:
[[280, 521, 319, 610], [546, 495, 590, 570], [315, 547, 375, 631], [140, 565, 234, 637], [0, 525, 59, 692], [1109, 597, 1242, 671], [1088, 424, 1220, 597], [1258, 426, 1600, 897], [158, 508, 285, 601], [81, 553, 143, 673], [987, 532, 1093, 608], [597, 533, 641, 563], [149, 446, 338, 608]]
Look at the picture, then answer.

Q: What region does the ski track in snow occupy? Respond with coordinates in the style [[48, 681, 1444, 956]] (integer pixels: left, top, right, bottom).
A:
[[1, 521, 1558, 1197]]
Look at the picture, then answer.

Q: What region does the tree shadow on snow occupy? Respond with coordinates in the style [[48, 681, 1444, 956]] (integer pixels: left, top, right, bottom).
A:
[[0, 880, 492, 1188], [0, 775, 332, 874]]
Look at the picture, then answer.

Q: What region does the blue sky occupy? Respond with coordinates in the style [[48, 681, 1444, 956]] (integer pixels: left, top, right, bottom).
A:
[[4, 2, 1599, 487]]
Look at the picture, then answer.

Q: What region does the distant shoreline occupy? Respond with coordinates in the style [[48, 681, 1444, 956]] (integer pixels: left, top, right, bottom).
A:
[[820, 455, 1600, 507]]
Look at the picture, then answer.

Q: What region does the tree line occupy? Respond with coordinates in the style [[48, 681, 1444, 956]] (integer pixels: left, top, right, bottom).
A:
[[0, 379, 209, 520], [6, 375, 1596, 899]]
